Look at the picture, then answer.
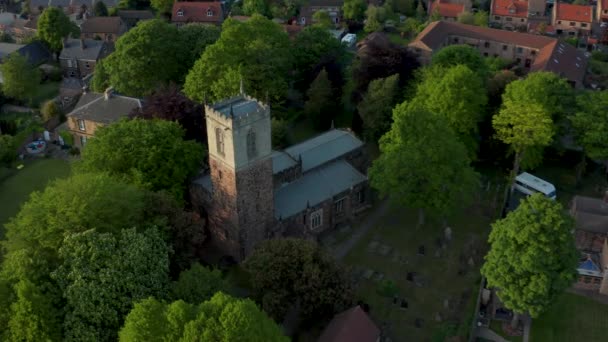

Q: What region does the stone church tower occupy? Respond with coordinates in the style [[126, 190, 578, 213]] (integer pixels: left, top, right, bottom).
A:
[[203, 92, 275, 261]]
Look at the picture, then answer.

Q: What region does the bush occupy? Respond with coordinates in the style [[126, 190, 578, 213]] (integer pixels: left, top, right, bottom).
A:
[[376, 279, 398, 297], [271, 118, 288, 149], [69, 147, 80, 155], [0, 134, 16, 165], [592, 50, 608, 62], [59, 131, 74, 146], [41, 100, 61, 121]]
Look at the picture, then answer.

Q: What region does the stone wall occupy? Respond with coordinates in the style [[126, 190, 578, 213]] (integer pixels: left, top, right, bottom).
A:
[[273, 162, 302, 188]]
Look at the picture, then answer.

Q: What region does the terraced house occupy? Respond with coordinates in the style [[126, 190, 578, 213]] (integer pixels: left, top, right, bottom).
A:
[[489, 0, 547, 30], [427, 0, 470, 22], [552, 2, 593, 37]]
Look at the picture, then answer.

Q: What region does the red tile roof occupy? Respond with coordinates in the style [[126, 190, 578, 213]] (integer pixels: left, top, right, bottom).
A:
[[429, 0, 465, 19], [318, 306, 380, 342], [555, 3, 593, 23], [172, 1, 224, 24], [492, 0, 528, 18]]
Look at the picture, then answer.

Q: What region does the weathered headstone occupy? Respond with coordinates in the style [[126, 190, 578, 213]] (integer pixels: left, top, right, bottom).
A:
[[443, 299, 449, 309], [444, 227, 452, 242], [468, 257, 475, 267], [435, 312, 442, 322]]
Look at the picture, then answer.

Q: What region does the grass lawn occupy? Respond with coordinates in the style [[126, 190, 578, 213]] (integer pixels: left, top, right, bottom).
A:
[[531, 293, 608, 342], [387, 32, 410, 45], [0, 158, 71, 237], [341, 172, 505, 341], [30, 81, 60, 108]]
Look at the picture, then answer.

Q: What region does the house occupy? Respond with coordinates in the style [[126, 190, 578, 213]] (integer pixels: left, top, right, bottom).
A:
[[299, 0, 343, 27], [65, 88, 142, 147], [570, 195, 608, 295], [598, 0, 608, 24], [171, 1, 224, 27], [428, 0, 470, 22], [318, 306, 380, 342], [59, 38, 107, 78], [552, 2, 593, 37], [489, 0, 548, 30], [118, 10, 155, 29], [0, 13, 37, 43], [80, 17, 127, 42], [0, 41, 51, 65], [190, 91, 369, 261], [408, 21, 589, 88], [230, 15, 303, 39], [30, 0, 118, 15]]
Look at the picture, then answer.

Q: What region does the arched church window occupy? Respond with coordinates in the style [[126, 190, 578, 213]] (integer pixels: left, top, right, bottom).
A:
[[215, 127, 224, 156], [247, 129, 257, 159]]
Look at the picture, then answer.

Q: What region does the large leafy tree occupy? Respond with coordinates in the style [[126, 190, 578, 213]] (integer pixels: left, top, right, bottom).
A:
[[171, 263, 226, 304], [244, 239, 353, 324], [150, 0, 173, 16], [0, 53, 40, 102], [93, 1, 108, 16], [369, 103, 479, 224], [412, 65, 487, 157], [184, 15, 292, 103], [570, 91, 608, 171], [343, 0, 367, 21], [77, 119, 204, 199], [313, 10, 333, 29], [431, 45, 489, 79], [358, 74, 400, 141], [102, 20, 183, 97], [481, 194, 577, 326], [120, 293, 288, 341], [37, 7, 75, 53], [130, 84, 206, 143], [292, 26, 345, 90], [243, 0, 270, 16], [52, 228, 170, 341], [178, 23, 221, 72], [305, 69, 335, 129]]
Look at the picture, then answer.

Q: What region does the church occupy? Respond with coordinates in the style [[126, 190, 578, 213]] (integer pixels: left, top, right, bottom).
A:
[[190, 91, 371, 261]]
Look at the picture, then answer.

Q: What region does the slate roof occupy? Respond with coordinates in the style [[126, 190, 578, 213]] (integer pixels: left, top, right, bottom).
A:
[[555, 3, 593, 23], [274, 160, 366, 219], [17, 41, 51, 65], [283, 129, 363, 172], [318, 306, 380, 342], [429, 0, 465, 18], [571, 196, 608, 234], [271, 150, 297, 174], [66, 92, 141, 124], [193, 174, 213, 192], [492, 0, 528, 18], [212, 96, 265, 118], [59, 38, 105, 61], [172, 1, 224, 24], [80, 16, 123, 34], [118, 10, 155, 20]]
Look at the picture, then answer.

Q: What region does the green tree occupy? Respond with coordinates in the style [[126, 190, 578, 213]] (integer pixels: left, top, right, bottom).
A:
[[91, 59, 110, 92], [474, 10, 489, 26], [570, 91, 608, 173], [415, 0, 425, 20], [305, 68, 334, 129], [430, 7, 441, 21], [292, 26, 344, 87], [37, 7, 74, 53], [343, 0, 367, 21], [185, 15, 292, 103], [0, 134, 15, 165], [41, 100, 61, 121], [313, 10, 333, 29], [457, 11, 475, 25], [93, 0, 109, 16], [431, 45, 488, 79], [77, 119, 204, 199], [412, 65, 487, 157], [178, 23, 221, 70], [171, 263, 226, 304], [369, 102, 479, 224], [150, 0, 173, 15], [102, 20, 183, 97], [358, 74, 400, 141], [271, 117, 288, 148], [52, 228, 170, 341], [243, 0, 269, 16], [364, 5, 384, 32], [120, 293, 288, 341], [481, 194, 578, 327], [6, 279, 61, 342], [0, 53, 40, 102], [244, 239, 353, 324]]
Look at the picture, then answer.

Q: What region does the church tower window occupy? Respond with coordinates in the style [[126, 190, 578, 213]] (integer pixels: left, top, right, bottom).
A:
[[247, 129, 257, 159], [216, 127, 225, 156]]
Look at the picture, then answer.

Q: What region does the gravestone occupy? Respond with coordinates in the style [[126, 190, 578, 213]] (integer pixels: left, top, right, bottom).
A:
[[468, 257, 475, 267], [444, 227, 452, 242], [418, 245, 425, 256], [406, 272, 416, 282], [435, 312, 442, 322], [414, 318, 424, 328], [443, 299, 449, 309], [374, 272, 385, 281], [363, 269, 374, 279], [379, 244, 392, 256]]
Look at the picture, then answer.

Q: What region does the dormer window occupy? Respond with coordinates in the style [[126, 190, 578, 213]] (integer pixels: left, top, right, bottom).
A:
[[509, 8, 515, 14], [177, 9, 184, 17], [207, 9, 213, 16]]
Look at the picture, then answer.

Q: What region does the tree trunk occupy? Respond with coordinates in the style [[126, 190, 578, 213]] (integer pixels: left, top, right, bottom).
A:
[[509, 151, 523, 196], [511, 312, 520, 329], [575, 152, 586, 186], [417, 208, 425, 228]]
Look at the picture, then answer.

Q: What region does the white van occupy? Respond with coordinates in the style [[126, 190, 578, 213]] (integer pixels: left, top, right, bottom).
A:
[[514, 172, 557, 200], [341, 33, 357, 48]]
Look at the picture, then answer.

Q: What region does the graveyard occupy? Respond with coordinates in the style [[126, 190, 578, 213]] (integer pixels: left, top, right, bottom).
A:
[[338, 175, 504, 341]]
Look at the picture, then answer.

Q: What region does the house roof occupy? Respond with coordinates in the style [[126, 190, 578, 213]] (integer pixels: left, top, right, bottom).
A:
[[16, 41, 51, 65], [571, 195, 608, 234], [171, 1, 224, 24], [59, 38, 105, 61], [272, 150, 298, 174], [274, 160, 366, 219], [211, 95, 265, 118], [80, 16, 123, 34], [228, 15, 302, 38], [66, 92, 141, 124], [60, 77, 84, 90], [318, 306, 380, 342], [492, 0, 528, 18], [117, 10, 155, 20], [283, 129, 364, 172], [555, 3, 593, 23], [409, 21, 588, 85], [429, 0, 465, 18], [193, 173, 213, 192], [0, 42, 24, 59]]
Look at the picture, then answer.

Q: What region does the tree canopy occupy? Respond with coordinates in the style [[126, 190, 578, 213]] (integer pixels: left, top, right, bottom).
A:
[[119, 293, 288, 341], [37, 7, 76, 52], [76, 119, 204, 199], [178, 23, 221, 71], [431, 45, 489, 79], [343, 0, 367, 21], [244, 238, 353, 324], [313, 10, 333, 29], [292, 26, 345, 90], [305, 69, 335, 129], [0, 52, 40, 102], [171, 263, 226, 304], [358, 74, 400, 141], [184, 15, 292, 103], [150, 0, 174, 15], [243, 0, 270, 16], [481, 194, 578, 318], [570, 91, 608, 164], [369, 102, 479, 222], [93, 1, 109, 16]]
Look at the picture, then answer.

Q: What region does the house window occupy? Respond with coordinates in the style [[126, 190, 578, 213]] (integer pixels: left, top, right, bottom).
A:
[[502, 45, 508, 51], [516, 58, 521, 64], [517, 47, 523, 53], [334, 197, 345, 213], [207, 9, 213, 16], [80, 135, 87, 146], [177, 9, 184, 16], [484, 42, 490, 48], [593, 277, 601, 284], [310, 209, 323, 230], [581, 23, 587, 28], [506, 17, 512, 22], [584, 276, 591, 284], [604, 10, 608, 14], [453, 37, 459, 43], [569, 31, 575, 36], [525, 58, 531, 67], [300, 17, 306, 25], [357, 190, 365, 204], [69, 71, 76, 77], [558, 21, 562, 24], [247, 129, 257, 159], [494, 16, 500, 20], [483, 52, 488, 57], [215, 127, 224, 156], [77, 119, 86, 131], [570, 22, 575, 26], [84, 61, 90, 69], [520, 18, 524, 22], [531, 50, 536, 55]]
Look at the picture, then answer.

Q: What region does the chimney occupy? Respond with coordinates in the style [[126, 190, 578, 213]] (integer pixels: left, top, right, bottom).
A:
[[80, 38, 85, 50], [104, 87, 114, 100]]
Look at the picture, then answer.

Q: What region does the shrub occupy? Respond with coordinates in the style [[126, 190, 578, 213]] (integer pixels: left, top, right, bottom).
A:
[[41, 100, 61, 121], [0, 134, 16, 165]]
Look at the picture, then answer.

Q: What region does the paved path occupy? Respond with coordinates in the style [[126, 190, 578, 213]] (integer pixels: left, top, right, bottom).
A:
[[567, 287, 608, 305], [332, 199, 391, 260], [522, 315, 531, 342], [475, 327, 509, 342]]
